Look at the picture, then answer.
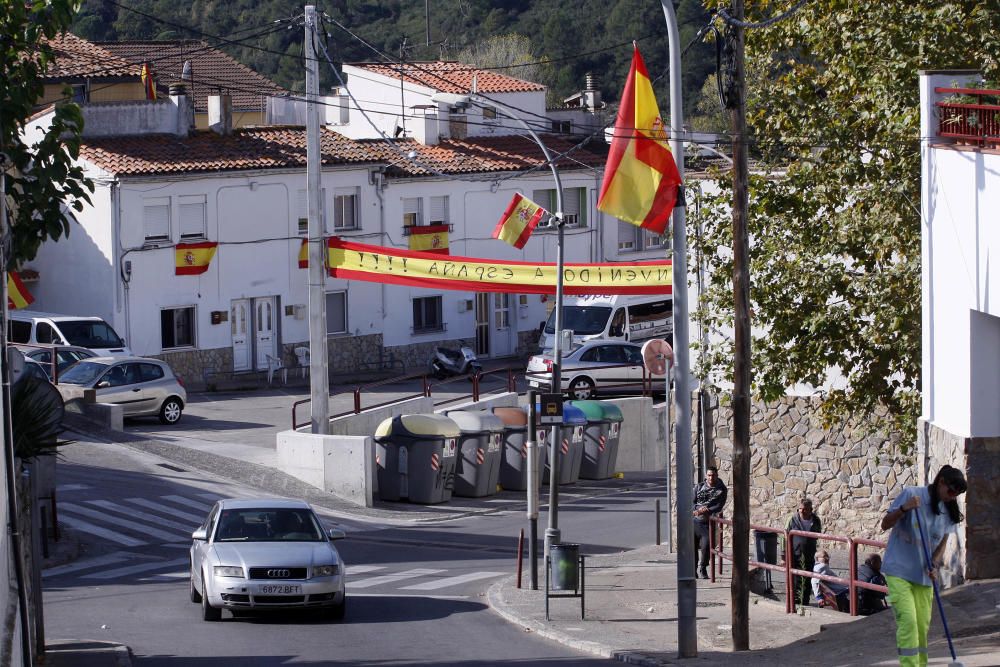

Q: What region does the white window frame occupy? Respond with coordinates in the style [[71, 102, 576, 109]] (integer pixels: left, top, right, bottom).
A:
[[412, 295, 444, 333], [618, 221, 670, 253], [143, 197, 171, 243], [296, 188, 326, 236], [332, 188, 359, 231], [402, 197, 423, 228], [533, 188, 586, 229], [326, 291, 348, 334], [428, 195, 449, 226], [178, 194, 207, 240], [161, 305, 196, 350]]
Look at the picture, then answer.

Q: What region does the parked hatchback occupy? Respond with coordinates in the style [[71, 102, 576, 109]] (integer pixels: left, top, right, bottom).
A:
[[527, 340, 646, 400], [56, 356, 186, 424]]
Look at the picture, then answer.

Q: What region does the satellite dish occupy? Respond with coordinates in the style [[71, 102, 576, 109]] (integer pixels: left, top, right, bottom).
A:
[[641, 338, 673, 377]]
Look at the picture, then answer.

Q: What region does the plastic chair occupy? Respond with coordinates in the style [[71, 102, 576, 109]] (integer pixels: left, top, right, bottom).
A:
[[294, 347, 310, 378], [265, 354, 287, 384]]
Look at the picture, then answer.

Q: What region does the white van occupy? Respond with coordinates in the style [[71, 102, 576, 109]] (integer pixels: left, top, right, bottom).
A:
[[537, 294, 672, 351], [7, 310, 132, 357]]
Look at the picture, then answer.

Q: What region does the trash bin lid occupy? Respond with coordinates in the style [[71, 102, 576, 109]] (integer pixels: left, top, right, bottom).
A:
[[566, 400, 606, 421], [533, 401, 587, 425], [374, 413, 461, 438], [492, 406, 528, 428], [444, 409, 504, 434], [594, 400, 623, 422]]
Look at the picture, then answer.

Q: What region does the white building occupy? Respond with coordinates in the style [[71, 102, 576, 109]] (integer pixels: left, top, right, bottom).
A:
[[919, 69, 1000, 581], [22, 56, 674, 384]]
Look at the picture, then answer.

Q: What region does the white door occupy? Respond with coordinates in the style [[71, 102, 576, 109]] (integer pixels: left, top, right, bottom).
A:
[[254, 296, 277, 370], [491, 292, 513, 357], [231, 299, 251, 372]]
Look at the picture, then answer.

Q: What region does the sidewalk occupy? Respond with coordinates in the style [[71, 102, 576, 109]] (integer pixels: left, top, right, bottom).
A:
[[488, 543, 1000, 666]]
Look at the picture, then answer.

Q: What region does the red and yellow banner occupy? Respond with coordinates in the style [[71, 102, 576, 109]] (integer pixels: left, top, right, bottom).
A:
[[141, 62, 157, 101], [493, 193, 545, 249], [408, 224, 450, 255], [7, 272, 33, 309], [175, 241, 217, 275], [298, 238, 309, 268], [327, 238, 671, 295], [598, 44, 681, 235]]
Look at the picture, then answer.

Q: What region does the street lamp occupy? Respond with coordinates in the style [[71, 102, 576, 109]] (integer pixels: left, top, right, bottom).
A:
[[430, 92, 567, 556]]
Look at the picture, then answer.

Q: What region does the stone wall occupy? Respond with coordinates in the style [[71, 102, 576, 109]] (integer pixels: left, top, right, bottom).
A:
[[918, 419, 1000, 584], [708, 395, 915, 544]]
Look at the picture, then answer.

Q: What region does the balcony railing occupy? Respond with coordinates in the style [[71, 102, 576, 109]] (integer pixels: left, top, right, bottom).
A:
[[935, 86, 1000, 146]]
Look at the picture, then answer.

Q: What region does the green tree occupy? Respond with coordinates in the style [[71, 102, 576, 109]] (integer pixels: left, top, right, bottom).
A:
[[456, 34, 541, 88], [694, 1, 1000, 442], [2, 0, 94, 268]]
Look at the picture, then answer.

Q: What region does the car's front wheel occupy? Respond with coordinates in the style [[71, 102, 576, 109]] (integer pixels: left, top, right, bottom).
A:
[[568, 377, 595, 400], [159, 397, 184, 425], [201, 573, 222, 621]]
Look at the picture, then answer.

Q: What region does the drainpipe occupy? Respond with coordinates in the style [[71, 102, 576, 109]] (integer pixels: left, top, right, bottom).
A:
[[373, 169, 387, 359], [113, 183, 132, 351]]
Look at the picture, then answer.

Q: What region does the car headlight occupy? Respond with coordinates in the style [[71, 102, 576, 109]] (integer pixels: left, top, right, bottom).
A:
[[213, 565, 244, 578], [312, 565, 339, 577]]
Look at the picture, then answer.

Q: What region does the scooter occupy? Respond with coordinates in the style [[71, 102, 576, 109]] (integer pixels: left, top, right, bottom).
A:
[[429, 345, 482, 379]]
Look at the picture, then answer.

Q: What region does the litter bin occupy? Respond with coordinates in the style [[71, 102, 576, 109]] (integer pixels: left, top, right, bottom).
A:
[[569, 400, 624, 480], [537, 401, 586, 485], [754, 529, 778, 590], [373, 414, 460, 504], [492, 406, 530, 491], [445, 409, 504, 497], [549, 543, 580, 591]]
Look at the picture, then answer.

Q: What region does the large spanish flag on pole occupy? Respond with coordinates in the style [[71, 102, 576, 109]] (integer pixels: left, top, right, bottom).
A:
[[327, 238, 671, 295], [493, 193, 545, 249], [597, 44, 681, 235], [7, 273, 33, 309], [175, 242, 218, 275]]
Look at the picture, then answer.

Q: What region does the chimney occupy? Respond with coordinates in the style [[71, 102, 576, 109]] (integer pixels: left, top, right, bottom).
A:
[[584, 72, 601, 111], [169, 82, 191, 137], [208, 93, 232, 135]]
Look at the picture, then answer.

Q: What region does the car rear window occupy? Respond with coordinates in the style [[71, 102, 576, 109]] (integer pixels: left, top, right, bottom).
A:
[[139, 363, 165, 382]]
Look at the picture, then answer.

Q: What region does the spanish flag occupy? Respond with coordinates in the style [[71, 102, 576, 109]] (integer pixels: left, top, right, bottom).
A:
[[493, 193, 545, 249], [141, 62, 157, 101], [7, 273, 33, 309], [597, 44, 681, 235], [298, 238, 309, 268], [408, 224, 450, 255], [175, 241, 218, 275]]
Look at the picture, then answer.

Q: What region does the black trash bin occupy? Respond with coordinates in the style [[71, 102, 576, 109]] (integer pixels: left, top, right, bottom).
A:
[[445, 409, 504, 497], [754, 530, 778, 590], [569, 400, 624, 479], [373, 414, 460, 504], [492, 406, 529, 491], [549, 543, 580, 591]]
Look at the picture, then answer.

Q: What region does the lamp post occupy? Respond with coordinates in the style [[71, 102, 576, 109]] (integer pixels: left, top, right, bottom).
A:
[[430, 92, 566, 557]]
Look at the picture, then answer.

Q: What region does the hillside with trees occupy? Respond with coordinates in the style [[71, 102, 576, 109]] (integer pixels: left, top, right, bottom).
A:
[[71, 0, 716, 115]]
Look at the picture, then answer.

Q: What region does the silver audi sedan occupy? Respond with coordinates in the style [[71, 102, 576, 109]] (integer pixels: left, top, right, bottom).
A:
[[189, 498, 347, 621]]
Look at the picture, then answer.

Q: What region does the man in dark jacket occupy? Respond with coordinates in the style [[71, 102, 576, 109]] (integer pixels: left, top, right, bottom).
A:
[[856, 553, 888, 615], [785, 497, 822, 606], [692, 466, 728, 579]]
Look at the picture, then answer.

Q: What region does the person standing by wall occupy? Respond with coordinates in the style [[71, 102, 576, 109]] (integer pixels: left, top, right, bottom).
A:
[[785, 497, 822, 607], [692, 466, 727, 579], [881, 465, 967, 666]]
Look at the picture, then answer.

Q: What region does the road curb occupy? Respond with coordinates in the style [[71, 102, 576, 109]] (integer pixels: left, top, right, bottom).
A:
[[45, 640, 133, 667]]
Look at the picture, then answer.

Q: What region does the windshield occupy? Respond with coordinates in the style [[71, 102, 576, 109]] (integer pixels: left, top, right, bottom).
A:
[[58, 321, 124, 348], [543, 306, 612, 335], [214, 508, 324, 542], [58, 361, 110, 386]]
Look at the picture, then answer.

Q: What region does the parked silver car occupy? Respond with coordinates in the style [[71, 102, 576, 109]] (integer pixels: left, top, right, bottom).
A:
[[189, 498, 347, 621], [527, 340, 647, 400], [18, 344, 96, 381], [56, 356, 186, 424]]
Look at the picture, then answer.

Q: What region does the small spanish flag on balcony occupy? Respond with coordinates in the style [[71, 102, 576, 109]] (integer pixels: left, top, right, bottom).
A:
[[298, 238, 308, 268], [493, 193, 545, 249], [408, 224, 450, 255], [140, 62, 157, 101], [175, 241, 218, 275], [7, 272, 33, 309]]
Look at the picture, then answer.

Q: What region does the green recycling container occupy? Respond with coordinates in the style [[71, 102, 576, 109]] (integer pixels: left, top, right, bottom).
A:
[[569, 400, 624, 479], [373, 414, 460, 504]]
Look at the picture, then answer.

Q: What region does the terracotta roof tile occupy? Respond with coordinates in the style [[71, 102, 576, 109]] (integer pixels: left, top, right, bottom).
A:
[[44, 33, 139, 80], [349, 61, 544, 95], [80, 127, 379, 176], [97, 40, 289, 113]]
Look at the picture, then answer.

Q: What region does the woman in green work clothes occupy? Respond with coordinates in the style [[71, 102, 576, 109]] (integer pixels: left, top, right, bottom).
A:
[[880, 465, 967, 666]]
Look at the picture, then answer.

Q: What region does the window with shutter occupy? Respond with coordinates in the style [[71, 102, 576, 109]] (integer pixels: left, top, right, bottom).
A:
[[296, 189, 326, 235], [143, 197, 171, 243], [428, 196, 448, 225], [333, 188, 358, 230], [326, 291, 347, 333], [178, 195, 207, 240], [402, 197, 422, 227], [563, 187, 582, 227]]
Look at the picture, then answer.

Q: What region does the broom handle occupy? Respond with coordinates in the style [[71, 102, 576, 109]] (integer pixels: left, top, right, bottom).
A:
[[914, 507, 958, 661]]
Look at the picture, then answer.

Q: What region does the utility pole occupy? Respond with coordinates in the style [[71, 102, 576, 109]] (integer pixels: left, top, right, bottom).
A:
[[724, 0, 752, 651], [304, 5, 330, 433], [660, 0, 696, 657]]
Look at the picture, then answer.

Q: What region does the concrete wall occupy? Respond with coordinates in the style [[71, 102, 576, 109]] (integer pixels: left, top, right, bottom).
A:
[[276, 432, 373, 507], [606, 396, 664, 473]]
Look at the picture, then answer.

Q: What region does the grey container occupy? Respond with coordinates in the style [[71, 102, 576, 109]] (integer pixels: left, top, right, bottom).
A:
[[445, 409, 505, 497], [492, 407, 530, 491], [373, 414, 460, 504], [536, 402, 587, 485], [569, 400, 624, 480]]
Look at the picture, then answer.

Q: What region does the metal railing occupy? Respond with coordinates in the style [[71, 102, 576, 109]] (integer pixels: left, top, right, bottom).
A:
[[709, 516, 888, 617], [936, 86, 1000, 146]]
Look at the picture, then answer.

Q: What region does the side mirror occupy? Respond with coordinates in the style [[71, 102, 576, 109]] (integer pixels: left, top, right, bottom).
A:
[[191, 527, 208, 541], [327, 528, 346, 541], [97, 380, 110, 389]]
